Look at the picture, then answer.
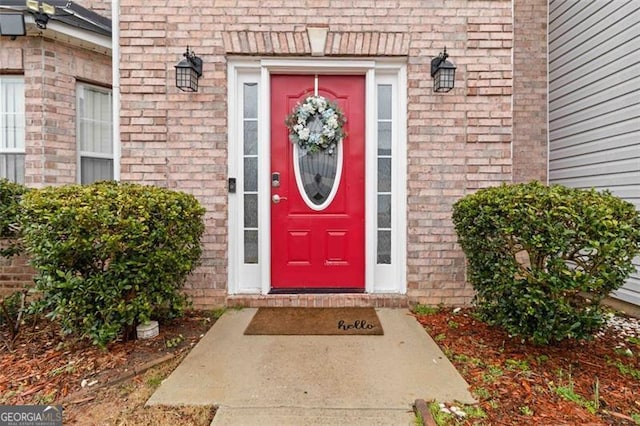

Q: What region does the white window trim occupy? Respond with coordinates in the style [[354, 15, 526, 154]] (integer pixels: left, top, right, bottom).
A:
[[76, 82, 115, 184], [78, 151, 114, 160], [0, 76, 25, 142], [0, 77, 26, 153], [0, 76, 26, 183], [228, 69, 263, 294], [292, 142, 344, 212], [227, 58, 407, 295], [372, 70, 408, 293], [0, 148, 24, 154]]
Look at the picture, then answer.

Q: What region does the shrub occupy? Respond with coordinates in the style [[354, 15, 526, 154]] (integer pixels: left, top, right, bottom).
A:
[[21, 181, 206, 346], [0, 179, 28, 258], [0, 289, 29, 351], [452, 182, 640, 344]]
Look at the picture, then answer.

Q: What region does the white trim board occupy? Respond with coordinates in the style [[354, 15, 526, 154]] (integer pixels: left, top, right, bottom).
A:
[[227, 58, 407, 295]]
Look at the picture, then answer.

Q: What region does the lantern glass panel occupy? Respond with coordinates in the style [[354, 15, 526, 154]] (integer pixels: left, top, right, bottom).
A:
[[434, 67, 455, 93], [176, 64, 198, 92], [176, 67, 188, 91], [188, 68, 198, 91]]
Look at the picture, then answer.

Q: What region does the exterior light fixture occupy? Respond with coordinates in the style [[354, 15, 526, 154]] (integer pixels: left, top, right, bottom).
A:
[[430, 47, 456, 93], [174, 46, 203, 92], [26, 0, 56, 29], [0, 14, 26, 40]]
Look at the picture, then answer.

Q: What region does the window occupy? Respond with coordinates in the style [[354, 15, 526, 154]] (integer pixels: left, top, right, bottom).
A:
[[377, 84, 392, 264], [229, 69, 263, 294], [243, 82, 259, 264], [0, 77, 25, 183], [77, 83, 113, 184]]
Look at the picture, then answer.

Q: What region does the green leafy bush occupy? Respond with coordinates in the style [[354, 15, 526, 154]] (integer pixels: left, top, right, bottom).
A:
[[0, 289, 29, 351], [21, 182, 206, 346], [0, 179, 28, 258], [452, 182, 640, 344]]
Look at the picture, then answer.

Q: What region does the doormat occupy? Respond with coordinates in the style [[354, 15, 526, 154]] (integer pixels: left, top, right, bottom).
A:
[[244, 307, 384, 335]]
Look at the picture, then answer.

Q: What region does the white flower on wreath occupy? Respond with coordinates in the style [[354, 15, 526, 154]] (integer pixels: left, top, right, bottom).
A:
[[285, 95, 347, 155], [298, 127, 310, 141]]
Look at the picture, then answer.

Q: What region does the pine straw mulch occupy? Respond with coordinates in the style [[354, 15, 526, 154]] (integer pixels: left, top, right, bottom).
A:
[[415, 307, 640, 425], [0, 311, 218, 425]]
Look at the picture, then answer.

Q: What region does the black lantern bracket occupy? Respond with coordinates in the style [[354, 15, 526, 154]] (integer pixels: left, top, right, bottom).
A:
[[430, 47, 457, 93], [175, 46, 203, 92], [430, 48, 448, 77], [183, 46, 202, 77]]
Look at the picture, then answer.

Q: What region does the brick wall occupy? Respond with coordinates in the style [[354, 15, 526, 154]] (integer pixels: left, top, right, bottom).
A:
[[0, 241, 32, 297], [407, 6, 514, 306], [513, 0, 548, 183], [75, 0, 112, 19], [116, 0, 546, 308], [0, 35, 112, 293], [0, 37, 113, 186], [0, 255, 34, 297]]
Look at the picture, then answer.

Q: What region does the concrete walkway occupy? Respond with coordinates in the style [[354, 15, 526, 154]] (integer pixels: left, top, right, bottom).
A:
[[147, 308, 475, 425]]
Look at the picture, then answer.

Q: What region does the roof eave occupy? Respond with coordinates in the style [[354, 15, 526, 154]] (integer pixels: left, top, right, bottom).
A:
[[24, 15, 111, 55]]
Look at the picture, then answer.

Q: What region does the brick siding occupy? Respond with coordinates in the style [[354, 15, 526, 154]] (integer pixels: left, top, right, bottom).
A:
[[513, 0, 548, 183], [0, 38, 112, 186], [74, 0, 112, 19], [116, 0, 550, 308], [1, 2, 548, 308], [0, 255, 34, 297], [0, 34, 112, 294], [227, 294, 409, 309], [223, 30, 410, 56]]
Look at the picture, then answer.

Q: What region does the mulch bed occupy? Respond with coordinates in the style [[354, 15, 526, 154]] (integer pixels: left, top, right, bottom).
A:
[[4, 306, 640, 425], [0, 311, 214, 406], [415, 308, 640, 425]]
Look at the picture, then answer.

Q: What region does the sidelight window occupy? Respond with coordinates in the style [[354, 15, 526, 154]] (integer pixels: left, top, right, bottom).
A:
[[377, 84, 392, 264], [243, 82, 259, 264]]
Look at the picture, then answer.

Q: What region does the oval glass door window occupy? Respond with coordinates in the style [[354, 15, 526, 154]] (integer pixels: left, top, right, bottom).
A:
[[293, 141, 343, 211]]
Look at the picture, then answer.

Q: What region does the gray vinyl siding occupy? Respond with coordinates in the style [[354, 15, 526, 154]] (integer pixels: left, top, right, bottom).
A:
[[549, 0, 640, 306]]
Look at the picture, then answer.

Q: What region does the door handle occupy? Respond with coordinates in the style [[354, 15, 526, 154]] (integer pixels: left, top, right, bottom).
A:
[[272, 194, 287, 204]]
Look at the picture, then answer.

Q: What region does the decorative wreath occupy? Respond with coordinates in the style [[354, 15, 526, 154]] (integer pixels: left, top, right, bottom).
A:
[[285, 95, 346, 155]]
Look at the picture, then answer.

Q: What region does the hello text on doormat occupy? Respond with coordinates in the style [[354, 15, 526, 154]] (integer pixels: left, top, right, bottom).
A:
[[244, 307, 384, 335]]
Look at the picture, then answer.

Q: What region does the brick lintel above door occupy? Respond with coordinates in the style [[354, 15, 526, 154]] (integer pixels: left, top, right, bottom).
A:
[[223, 29, 410, 57]]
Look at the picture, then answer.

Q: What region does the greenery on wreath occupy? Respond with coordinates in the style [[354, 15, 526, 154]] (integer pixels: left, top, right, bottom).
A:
[[285, 95, 346, 155], [452, 181, 640, 344]]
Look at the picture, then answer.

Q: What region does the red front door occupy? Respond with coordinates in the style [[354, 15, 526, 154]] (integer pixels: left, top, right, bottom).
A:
[[270, 75, 365, 291]]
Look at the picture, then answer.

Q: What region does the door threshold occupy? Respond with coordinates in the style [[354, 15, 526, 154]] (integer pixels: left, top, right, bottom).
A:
[[269, 288, 365, 294], [227, 293, 409, 308]]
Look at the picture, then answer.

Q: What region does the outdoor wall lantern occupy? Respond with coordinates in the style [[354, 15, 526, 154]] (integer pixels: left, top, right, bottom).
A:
[[430, 47, 456, 93], [175, 46, 203, 92]]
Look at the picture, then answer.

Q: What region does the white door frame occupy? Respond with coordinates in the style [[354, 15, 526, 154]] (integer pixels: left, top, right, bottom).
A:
[[227, 57, 407, 295]]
